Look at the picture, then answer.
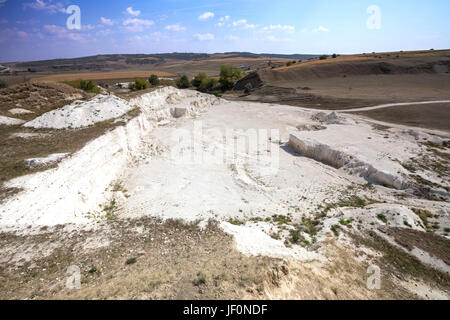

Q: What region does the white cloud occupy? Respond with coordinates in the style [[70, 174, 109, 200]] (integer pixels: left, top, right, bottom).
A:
[[101, 17, 114, 26], [313, 26, 329, 32], [165, 24, 186, 32], [129, 32, 164, 42], [96, 29, 112, 36], [81, 24, 95, 31], [23, 0, 65, 14], [216, 15, 230, 27], [43, 24, 84, 41], [198, 12, 214, 21], [17, 31, 28, 38], [232, 19, 255, 29], [123, 18, 154, 32], [225, 35, 239, 41], [126, 7, 141, 17], [263, 24, 295, 32], [195, 33, 214, 41]]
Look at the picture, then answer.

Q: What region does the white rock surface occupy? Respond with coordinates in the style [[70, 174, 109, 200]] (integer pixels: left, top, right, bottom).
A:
[[8, 108, 34, 115], [0, 115, 25, 126], [24, 94, 133, 129]]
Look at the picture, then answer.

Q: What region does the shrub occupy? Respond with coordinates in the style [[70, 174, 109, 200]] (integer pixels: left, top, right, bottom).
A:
[[0, 79, 8, 89], [65, 79, 99, 93], [219, 65, 242, 91], [134, 78, 150, 90], [244, 83, 253, 94], [319, 55, 328, 60], [332, 53, 337, 58], [198, 77, 217, 92], [192, 72, 208, 88], [148, 74, 160, 86], [286, 61, 293, 67], [176, 75, 190, 89]]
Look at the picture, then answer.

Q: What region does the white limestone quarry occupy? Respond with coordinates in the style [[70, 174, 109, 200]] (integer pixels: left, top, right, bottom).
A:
[[24, 94, 134, 129], [8, 108, 34, 115], [0, 115, 26, 126], [288, 121, 421, 190], [25, 153, 69, 168], [1, 87, 449, 263], [0, 88, 221, 232]]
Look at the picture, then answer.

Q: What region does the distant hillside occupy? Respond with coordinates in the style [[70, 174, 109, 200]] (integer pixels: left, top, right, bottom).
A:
[[4, 52, 322, 71]]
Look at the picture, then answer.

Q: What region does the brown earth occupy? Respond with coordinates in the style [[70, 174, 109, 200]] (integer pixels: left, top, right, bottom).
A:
[[231, 50, 450, 131], [0, 217, 417, 300], [354, 103, 450, 132], [0, 81, 142, 202], [0, 82, 88, 120], [31, 71, 175, 83]]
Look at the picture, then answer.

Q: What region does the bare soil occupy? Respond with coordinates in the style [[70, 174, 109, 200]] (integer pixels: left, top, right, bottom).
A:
[[0, 218, 417, 300], [353, 103, 450, 132]]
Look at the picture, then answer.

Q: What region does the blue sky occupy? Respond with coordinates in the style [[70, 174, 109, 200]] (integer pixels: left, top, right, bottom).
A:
[[0, 0, 449, 62]]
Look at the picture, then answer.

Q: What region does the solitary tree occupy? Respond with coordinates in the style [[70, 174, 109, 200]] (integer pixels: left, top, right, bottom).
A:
[[244, 83, 253, 94], [219, 65, 242, 91], [134, 78, 150, 90], [176, 75, 190, 89], [192, 72, 208, 88], [149, 74, 160, 86]]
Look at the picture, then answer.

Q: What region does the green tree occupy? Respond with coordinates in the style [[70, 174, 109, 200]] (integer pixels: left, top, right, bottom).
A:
[[134, 78, 150, 90], [176, 75, 190, 89], [149, 74, 160, 86], [198, 78, 217, 92], [219, 65, 242, 91], [0, 79, 8, 89], [244, 83, 253, 94], [192, 72, 208, 88]]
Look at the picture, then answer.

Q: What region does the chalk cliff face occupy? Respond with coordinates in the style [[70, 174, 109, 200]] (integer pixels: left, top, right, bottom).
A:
[[289, 134, 408, 190], [0, 87, 221, 231]]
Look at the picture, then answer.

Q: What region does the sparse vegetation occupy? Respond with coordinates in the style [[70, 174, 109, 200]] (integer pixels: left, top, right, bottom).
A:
[[0, 79, 8, 89], [219, 65, 242, 91], [176, 75, 190, 89], [228, 218, 245, 226], [148, 74, 160, 86], [126, 257, 137, 265], [130, 78, 150, 91], [64, 79, 100, 93], [377, 214, 388, 223], [193, 272, 208, 286], [244, 83, 253, 94], [411, 208, 433, 230], [101, 198, 120, 221], [331, 225, 340, 237], [339, 218, 353, 226]]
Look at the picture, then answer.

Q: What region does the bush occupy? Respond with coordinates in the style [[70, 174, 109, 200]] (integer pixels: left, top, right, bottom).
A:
[[244, 83, 253, 94], [133, 78, 150, 90], [332, 53, 337, 58], [0, 79, 8, 89], [219, 65, 242, 91], [176, 75, 190, 89], [192, 72, 208, 88], [148, 74, 160, 86], [65, 79, 99, 93], [286, 61, 293, 67], [319, 55, 328, 60], [198, 77, 217, 92]]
